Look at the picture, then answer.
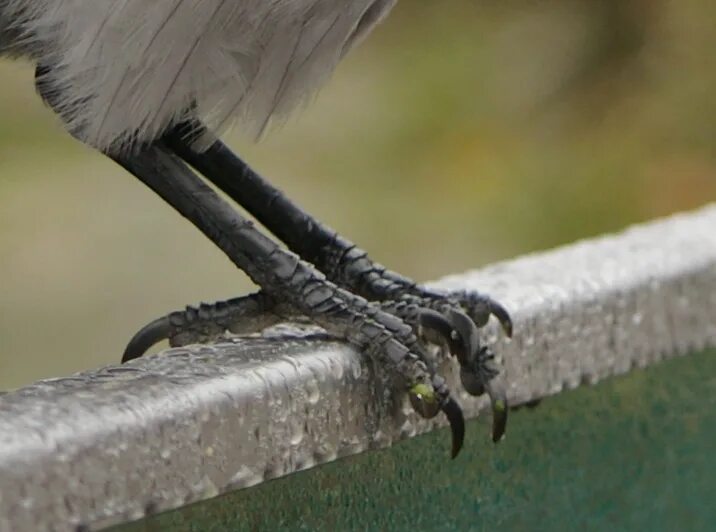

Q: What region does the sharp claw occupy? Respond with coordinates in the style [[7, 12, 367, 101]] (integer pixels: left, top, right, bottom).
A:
[[485, 380, 508, 443], [418, 309, 467, 363], [418, 308, 480, 367], [418, 308, 454, 340], [418, 301, 509, 446], [441, 396, 465, 459], [489, 300, 513, 338], [445, 308, 481, 360], [453, 291, 512, 338], [122, 316, 171, 363]]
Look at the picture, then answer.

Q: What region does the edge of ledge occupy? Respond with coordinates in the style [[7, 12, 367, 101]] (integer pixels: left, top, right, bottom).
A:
[[1, 204, 715, 532]]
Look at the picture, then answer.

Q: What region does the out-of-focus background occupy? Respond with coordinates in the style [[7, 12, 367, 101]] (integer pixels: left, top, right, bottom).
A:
[[1, 1, 714, 389]]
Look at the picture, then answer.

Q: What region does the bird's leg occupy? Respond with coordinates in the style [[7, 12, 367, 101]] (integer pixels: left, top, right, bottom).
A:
[[162, 122, 511, 340], [32, 64, 478, 453], [129, 121, 510, 442], [123, 121, 510, 442], [112, 142, 467, 456]]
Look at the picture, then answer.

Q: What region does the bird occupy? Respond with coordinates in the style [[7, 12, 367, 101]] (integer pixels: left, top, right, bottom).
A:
[[0, 0, 512, 457]]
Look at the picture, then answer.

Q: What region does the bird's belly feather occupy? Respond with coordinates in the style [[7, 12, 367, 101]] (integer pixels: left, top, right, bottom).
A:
[[2, 0, 396, 152]]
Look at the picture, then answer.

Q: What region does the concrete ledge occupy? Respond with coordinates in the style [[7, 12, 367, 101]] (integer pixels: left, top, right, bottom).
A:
[[1, 204, 715, 531]]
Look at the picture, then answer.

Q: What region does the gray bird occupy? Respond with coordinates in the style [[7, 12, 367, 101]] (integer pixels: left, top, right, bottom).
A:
[[0, 0, 512, 457]]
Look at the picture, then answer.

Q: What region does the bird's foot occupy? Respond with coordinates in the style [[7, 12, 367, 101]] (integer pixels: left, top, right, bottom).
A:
[[370, 287, 512, 443], [123, 285, 511, 449]]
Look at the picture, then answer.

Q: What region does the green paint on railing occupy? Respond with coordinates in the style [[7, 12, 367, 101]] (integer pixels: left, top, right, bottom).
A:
[[120, 349, 716, 531]]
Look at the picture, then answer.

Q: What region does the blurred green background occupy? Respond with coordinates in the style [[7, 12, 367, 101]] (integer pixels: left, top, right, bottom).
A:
[[1, 0, 714, 389]]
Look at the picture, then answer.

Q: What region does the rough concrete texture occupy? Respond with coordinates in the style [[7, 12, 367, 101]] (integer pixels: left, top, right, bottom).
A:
[[0, 204, 714, 531]]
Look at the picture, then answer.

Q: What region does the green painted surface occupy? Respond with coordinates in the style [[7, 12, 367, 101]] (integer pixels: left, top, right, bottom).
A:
[[120, 349, 716, 531]]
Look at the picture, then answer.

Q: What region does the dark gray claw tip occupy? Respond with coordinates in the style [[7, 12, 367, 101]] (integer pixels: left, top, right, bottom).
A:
[[418, 308, 479, 367], [492, 401, 508, 443], [445, 308, 481, 363], [490, 301, 513, 338], [418, 309, 456, 345], [122, 316, 171, 363], [486, 382, 508, 443], [441, 397, 465, 459]]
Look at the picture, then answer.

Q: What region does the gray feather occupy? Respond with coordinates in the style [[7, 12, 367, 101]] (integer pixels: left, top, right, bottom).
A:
[[0, 0, 396, 152]]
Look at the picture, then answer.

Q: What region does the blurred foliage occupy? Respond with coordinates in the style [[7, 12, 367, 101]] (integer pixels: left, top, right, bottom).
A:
[[1, 0, 714, 389]]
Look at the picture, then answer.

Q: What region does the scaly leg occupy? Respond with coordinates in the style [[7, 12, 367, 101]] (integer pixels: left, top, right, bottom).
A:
[[34, 64, 488, 455], [125, 121, 510, 443], [112, 142, 470, 456], [161, 121, 511, 340]]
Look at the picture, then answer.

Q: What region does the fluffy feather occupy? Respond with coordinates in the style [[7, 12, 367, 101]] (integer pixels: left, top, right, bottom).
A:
[[0, 0, 396, 152]]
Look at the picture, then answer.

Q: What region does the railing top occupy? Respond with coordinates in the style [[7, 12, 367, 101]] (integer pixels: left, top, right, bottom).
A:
[[1, 204, 715, 531]]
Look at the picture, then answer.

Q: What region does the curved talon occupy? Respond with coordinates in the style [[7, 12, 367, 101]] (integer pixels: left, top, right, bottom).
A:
[[441, 396, 465, 459], [418, 308, 479, 367], [409, 379, 464, 458], [417, 309, 454, 339], [122, 316, 171, 363], [456, 291, 513, 338], [418, 309, 462, 356], [460, 345, 499, 394], [444, 308, 481, 364], [485, 380, 508, 443], [418, 302, 509, 446], [489, 299, 513, 338]]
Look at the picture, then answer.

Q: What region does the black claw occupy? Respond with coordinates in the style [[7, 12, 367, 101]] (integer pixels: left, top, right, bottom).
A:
[[122, 316, 171, 363], [418, 308, 454, 339], [445, 308, 481, 364], [418, 308, 479, 367], [489, 300, 513, 338], [418, 309, 462, 357], [486, 381, 508, 443], [418, 302, 509, 446], [441, 396, 465, 459]]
